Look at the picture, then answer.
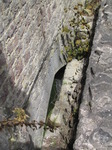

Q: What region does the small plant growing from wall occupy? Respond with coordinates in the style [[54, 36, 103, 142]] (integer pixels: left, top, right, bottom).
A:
[[0, 108, 37, 130], [0, 107, 60, 133], [61, 0, 101, 62]]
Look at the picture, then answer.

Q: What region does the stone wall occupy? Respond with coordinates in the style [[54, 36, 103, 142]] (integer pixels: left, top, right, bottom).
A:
[[0, 0, 67, 110], [0, 0, 79, 149], [74, 0, 112, 149]]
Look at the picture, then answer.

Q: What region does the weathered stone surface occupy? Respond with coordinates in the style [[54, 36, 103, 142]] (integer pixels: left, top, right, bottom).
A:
[[41, 0, 97, 149], [0, 0, 105, 149], [0, 0, 77, 149], [42, 59, 84, 150], [74, 0, 112, 149]]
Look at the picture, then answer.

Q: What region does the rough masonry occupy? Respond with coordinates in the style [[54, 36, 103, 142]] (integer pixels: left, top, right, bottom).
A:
[[0, 0, 81, 149], [1, 0, 110, 149]]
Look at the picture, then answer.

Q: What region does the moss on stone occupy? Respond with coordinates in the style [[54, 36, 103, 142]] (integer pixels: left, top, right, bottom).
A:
[[61, 0, 101, 62]]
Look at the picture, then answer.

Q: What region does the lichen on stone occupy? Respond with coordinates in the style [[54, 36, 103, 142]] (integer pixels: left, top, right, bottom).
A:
[[61, 0, 101, 62]]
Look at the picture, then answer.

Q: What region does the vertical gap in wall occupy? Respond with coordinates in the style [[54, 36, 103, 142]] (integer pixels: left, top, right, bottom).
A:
[[46, 66, 66, 127], [67, 5, 101, 150]]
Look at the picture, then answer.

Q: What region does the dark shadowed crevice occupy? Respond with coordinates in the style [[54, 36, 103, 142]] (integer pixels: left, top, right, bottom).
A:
[[67, 5, 101, 150], [46, 66, 66, 122]]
